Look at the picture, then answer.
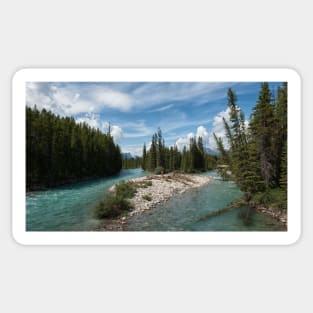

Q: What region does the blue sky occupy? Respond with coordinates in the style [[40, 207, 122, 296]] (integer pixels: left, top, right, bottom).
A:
[[26, 81, 283, 156]]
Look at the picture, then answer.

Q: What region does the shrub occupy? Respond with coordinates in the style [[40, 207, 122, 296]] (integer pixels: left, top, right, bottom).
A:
[[93, 194, 133, 219], [115, 181, 137, 198], [154, 166, 165, 175]]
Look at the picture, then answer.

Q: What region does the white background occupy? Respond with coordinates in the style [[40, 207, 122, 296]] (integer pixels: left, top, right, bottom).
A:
[[0, 1, 310, 312]]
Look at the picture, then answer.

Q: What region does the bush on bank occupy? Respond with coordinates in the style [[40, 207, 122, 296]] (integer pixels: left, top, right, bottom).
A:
[[93, 181, 136, 219]]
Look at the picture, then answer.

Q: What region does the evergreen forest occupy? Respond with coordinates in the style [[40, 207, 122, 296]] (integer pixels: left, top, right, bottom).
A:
[[214, 82, 287, 209], [141, 128, 217, 174], [26, 82, 287, 211], [26, 107, 122, 190]]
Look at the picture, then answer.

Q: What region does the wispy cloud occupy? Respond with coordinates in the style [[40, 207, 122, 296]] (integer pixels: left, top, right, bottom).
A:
[[120, 120, 154, 138], [149, 104, 173, 112], [26, 82, 235, 116], [131, 82, 232, 110]]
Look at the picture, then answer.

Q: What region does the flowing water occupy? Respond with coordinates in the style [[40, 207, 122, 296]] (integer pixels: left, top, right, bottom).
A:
[[26, 169, 146, 231], [26, 169, 285, 231], [126, 171, 285, 231]]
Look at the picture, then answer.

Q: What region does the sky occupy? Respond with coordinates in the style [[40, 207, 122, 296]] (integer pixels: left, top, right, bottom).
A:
[[26, 81, 283, 156]]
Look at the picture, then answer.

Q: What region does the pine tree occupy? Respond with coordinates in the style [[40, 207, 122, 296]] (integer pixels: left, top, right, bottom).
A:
[[26, 107, 122, 190], [273, 82, 288, 185], [249, 83, 275, 187], [156, 127, 165, 169], [149, 134, 157, 171], [181, 146, 188, 172], [280, 141, 287, 190], [197, 136, 205, 170], [142, 143, 147, 170]]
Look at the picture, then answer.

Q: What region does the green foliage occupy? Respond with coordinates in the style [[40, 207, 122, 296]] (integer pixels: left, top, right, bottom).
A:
[[26, 107, 122, 190], [205, 154, 217, 170], [214, 83, 287, 210], [249, 83, 275, 187], [252, 188, 287, 210], [122, 156, 142, 169], [142, 143, 147, 170], [94, 178, 155, 219], [149, 134, 157, 171], [93, 195, 133, 219], [144, 127, 210, 174], [93, 181, 137, 219], [115, 181, 137, 199], [279, 141, 287, 190], [154, 166, 165, 174]]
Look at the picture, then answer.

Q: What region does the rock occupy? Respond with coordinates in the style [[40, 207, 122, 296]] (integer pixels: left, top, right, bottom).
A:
[[108, 185, 116, 192]]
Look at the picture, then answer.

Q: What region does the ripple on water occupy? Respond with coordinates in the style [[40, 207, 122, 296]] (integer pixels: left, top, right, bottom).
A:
[[126, 172, 286, 232], [26, 169, 146, 231]]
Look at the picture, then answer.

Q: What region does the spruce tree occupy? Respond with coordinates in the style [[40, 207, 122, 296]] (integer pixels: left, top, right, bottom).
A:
[[280, 141, 287, 190], [273, 82, 288, 185], [142, 143, 147, 170], [149, 134, 157, 171], [249, 82, 275, 187]]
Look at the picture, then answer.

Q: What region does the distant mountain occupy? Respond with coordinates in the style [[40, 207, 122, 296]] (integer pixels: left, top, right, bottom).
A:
[[121, 152, 133, 159], [204, 147, 219, 156]]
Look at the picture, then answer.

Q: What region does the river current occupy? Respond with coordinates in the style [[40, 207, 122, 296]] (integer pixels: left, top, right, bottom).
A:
[[26, 169, 285, 231]]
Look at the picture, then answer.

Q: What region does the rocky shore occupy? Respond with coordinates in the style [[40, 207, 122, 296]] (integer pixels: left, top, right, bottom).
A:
[[256, 206, 287, 228], [95, 173, 287, 231], [96, 173, 211, 231]]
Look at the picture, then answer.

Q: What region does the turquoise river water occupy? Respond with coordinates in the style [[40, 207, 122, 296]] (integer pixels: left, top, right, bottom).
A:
[[26, 169, 285, 231]]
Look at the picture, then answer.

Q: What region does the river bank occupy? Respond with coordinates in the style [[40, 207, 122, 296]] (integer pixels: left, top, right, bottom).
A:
[[96, 173, 211, 231], [255, 206, 287, 228]]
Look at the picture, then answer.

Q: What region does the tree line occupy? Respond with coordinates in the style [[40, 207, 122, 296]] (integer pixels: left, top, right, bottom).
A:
[[122, 157, 142, 169], [26, 107, 122, 190], [142, 128, 217, 174], [214, 82, 287, 209]]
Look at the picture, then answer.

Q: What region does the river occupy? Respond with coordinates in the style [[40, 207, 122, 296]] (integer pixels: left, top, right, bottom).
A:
[[26, 169, 285, 231]]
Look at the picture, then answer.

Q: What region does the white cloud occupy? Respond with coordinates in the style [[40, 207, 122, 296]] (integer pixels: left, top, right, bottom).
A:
[[103, 122, 123, 142], [76, 113, 101, 129], [75, 113, 123, 143], [175, 132, 197, 151], [120, 121, 154, 138], [26, 83, 132, 116], [93, 87, 132, 112], [175, 137, 189, 151], [132, 82, 229, 109], [207, 108, 231, 150], [196, 126, 210, 143], [174, 109, 233, 152], [206, 107, 248, 150]]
